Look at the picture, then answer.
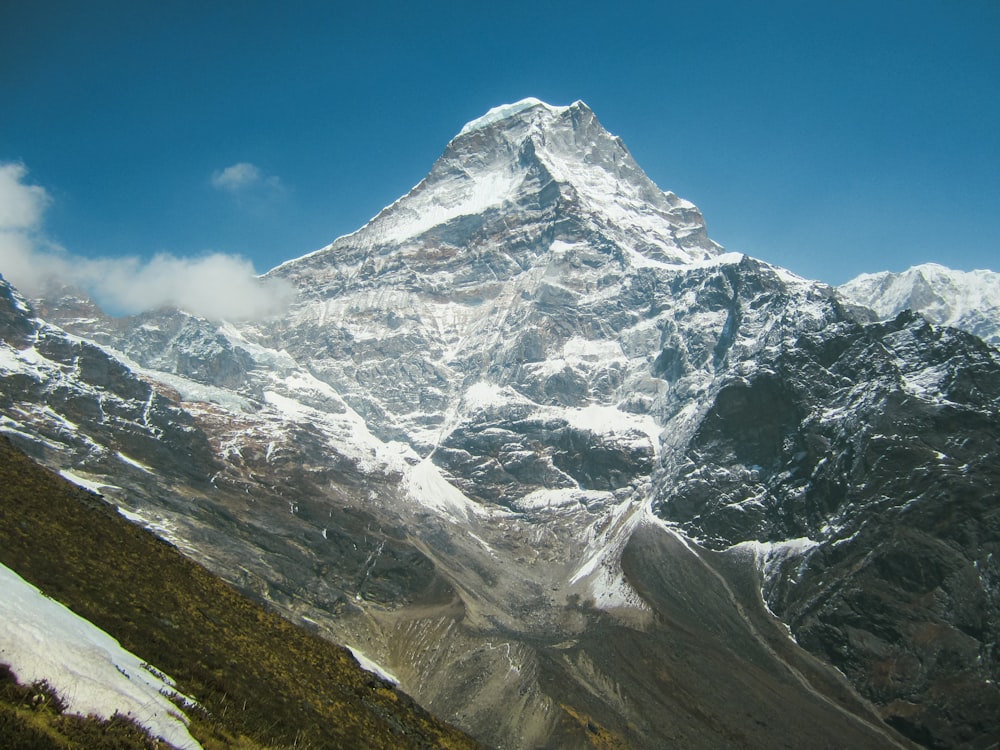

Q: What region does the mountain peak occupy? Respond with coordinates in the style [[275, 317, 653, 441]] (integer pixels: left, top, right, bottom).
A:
[[839, 263, 1000, 345], [457, 97, 587, 136], [277, 99, 719, 277]]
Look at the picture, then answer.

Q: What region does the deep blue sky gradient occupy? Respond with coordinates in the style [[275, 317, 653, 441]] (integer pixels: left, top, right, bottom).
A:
[[2, 0, 998, 284]]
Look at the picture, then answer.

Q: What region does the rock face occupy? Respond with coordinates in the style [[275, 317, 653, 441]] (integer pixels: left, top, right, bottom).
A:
[[656, 309, 1000, 746], [2, 99, 999, 749], [0, 283, 217, 485]]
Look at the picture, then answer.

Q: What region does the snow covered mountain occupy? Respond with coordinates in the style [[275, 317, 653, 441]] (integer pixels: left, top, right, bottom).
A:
[[3, 98, 999, 749], [839, 262, 1000, 346]]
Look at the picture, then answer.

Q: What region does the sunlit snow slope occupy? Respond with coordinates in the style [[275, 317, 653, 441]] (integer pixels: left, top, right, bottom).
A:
[[0, 563, 201, 750]]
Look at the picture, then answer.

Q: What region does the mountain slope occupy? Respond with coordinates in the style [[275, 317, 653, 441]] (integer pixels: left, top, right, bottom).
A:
[[3, 99, 998, 749], [10, 273, 907, 748], [655, 309, 1000, 745], [0, 434, 482, 750]]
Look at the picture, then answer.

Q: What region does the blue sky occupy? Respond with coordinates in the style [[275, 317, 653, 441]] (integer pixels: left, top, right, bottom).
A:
[[1, 0, 998, 310]]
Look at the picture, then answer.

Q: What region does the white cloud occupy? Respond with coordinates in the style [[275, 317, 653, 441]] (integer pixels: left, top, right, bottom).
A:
[[211, 162, 262, 191], [0, 163, 50, 230], [0, 162, 294, 321], [51, 251, 295, 321], [210, 162, 284, 195]]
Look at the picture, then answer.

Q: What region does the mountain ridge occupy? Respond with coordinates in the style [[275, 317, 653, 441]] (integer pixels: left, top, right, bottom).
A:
[[839, 262, 1000, 346]]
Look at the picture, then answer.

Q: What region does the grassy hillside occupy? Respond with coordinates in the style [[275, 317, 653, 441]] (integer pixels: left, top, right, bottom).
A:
[[0, 436, 483, 750], [1, 663, 166, 750]]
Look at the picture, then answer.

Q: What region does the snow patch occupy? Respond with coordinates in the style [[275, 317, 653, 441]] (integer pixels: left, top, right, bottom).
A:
[[369, 163, 523, 245], [564, 404, 660, 457], [345, 646, 399, 685], [462, 381, 510, 411], [115, 507, 198, 555], [514, 488, 612, 512], [116, 451, 154, 473], [405, 458, 482, 519], [567, 498, 648, 611], [728, 536, 820, 615], [561, 335, 624, 362], [0, 563, 202, 750], [261, 385, 418, 474], [59, 469, 118, 495], [0, 344, 33, 374], [138, 367, 254, 412]]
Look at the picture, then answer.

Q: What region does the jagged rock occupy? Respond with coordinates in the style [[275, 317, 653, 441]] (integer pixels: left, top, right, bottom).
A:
[[0, 279, 36, 347]]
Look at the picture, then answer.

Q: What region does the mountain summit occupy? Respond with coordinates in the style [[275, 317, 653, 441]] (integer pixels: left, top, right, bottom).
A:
[[275, 98, 719, 292], [266, 98, 746, 463], [839, 262, 1000, 346]]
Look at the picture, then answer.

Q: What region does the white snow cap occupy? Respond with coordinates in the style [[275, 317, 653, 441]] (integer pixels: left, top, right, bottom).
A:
[[839, 262, 1000, 345], [459, 97, 577, 135]]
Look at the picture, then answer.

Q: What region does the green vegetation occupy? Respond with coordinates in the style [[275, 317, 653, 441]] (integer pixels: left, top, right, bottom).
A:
[[0, 436, 483, 749], [0, 664, 162, 749]]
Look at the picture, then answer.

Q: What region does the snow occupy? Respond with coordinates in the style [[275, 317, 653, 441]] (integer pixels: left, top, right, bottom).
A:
[[583, 562, 647, 611], [217, 321, 298, 372], [59, 469, 118, 495], [564, 404, 660, 456], [517, 111, 720, 264], [261, 382, 420, 474], [149, 370, 255, 412], [728, 536, 820, 607], [262, 389, 312, 421], [0, 343, 31, 373], [457, 389, 660, 475], [901, 363, 951, 398], [458, 97, 565, 135], [116, 507, 199, 556], [0, 417, 66, 451], [116, 451, 154, 473], [370, 162, 523, 245], [0, 563, 202, 750], [568, 547, 602, 586], [266, 240, 335, 275], [99, 347, 256, 412], [462, 381, 510, 411], [560, 335, 625, 363], [513, 488, 611, 512], [567, 498, 649, 611], [733, 536, 820, 560], [404, 458, 483, 519], [345, 646, 399, 685], [467, 530, 496, 555]]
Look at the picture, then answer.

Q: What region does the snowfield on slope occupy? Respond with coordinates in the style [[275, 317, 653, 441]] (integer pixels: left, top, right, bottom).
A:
[[0, 563, 202, 750]]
